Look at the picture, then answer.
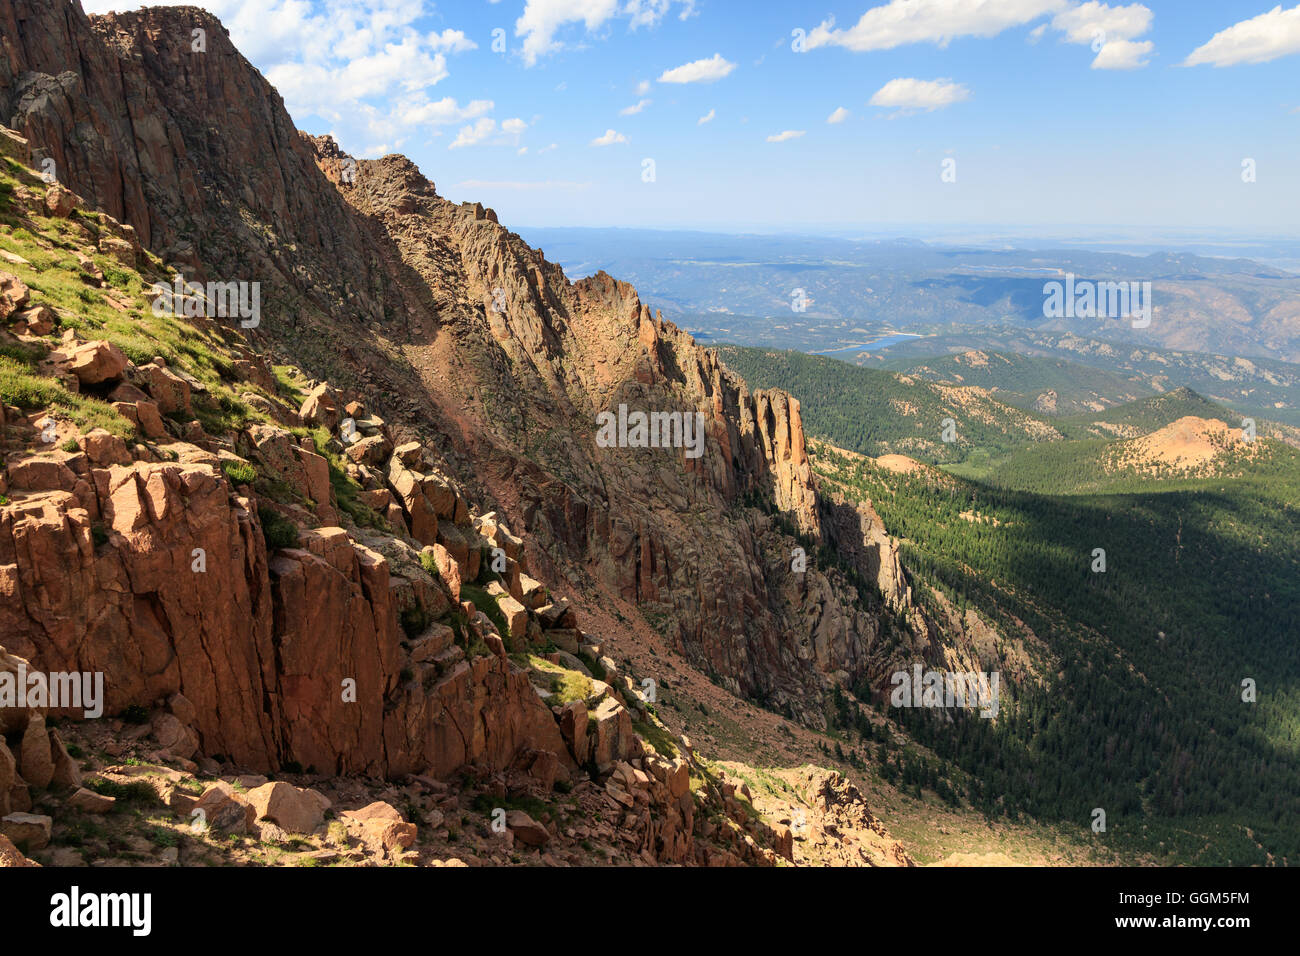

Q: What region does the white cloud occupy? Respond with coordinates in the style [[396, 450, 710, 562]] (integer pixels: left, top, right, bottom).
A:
[[450, 117, 529, 149], [1185, 4, 1300, 67], [636, 79, 652, 95], [869, 77, 971, 112], [697, 108, 716, 125], [400, 97, 494, 126], [620, 98, 652, 115], [625, 0, 671, 29], [429, 29, 478, 53], [1090, 37, 1152, 69], [804, 0, 1065, 52], [450, 118, 499, 149], [516, 0, 621, 66], [1051, 2, 1154, 69], [658, 53, 736, 83], [800, 0, 1152, 69], [518, 147, 529, 155], [766, 130, 806, 142], [590, 128, 629, 146], [1051, 1, 1151, 44], [515, 0, 693, 65], [827, 106, 850, 124], [539, 143, 559, 153]]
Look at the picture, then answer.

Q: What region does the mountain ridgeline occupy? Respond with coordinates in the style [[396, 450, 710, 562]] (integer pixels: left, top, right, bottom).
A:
[[0, 0, 1294, 869], [0, 0, 1024, 868]]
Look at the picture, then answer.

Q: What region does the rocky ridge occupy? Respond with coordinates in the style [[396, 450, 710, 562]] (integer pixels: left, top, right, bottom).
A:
[[0, 0, 1023, 866]]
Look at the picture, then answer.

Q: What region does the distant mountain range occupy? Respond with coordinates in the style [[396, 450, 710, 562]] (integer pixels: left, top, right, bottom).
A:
[[524, 227, 1300, 365]]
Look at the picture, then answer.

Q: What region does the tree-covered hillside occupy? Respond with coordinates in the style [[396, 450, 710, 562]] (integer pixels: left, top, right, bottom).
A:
[[717, 345, 1059, 464], [814, 441, 1300, 865]]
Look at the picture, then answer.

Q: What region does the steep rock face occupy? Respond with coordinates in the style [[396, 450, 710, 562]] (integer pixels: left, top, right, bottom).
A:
[[0, 463, 278, 765], [0, 0, 929, 722], [337, 154, 865, 716], [0, 456, 569, 778], [820, 493, 913, 615]]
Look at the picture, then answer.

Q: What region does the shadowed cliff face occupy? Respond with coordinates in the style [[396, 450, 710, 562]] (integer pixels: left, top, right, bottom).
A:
[[0, 0, 940, 721]]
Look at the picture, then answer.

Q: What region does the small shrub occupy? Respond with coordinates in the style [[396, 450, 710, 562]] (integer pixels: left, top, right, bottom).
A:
[[221, 460, 257, 485], [84, 776, 155, 806], [419, 551, 441, 578], [149, 827, 180, 848], [400, 605, 431, 638], [258, 505, 299, 551]]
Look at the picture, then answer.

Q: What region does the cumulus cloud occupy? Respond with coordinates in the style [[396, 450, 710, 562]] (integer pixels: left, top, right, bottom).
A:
[[766, 130, 806, 142], [869, 77, 971, 113], [429, 29, 478, 54], [590, 128, 629, 146], [625, 0, 671, 28], [450, 118, 497, 150], [826, 106, 850, 124], [400, 98, 494, 126], [515, 0, 694, 66], [1051, 2, 1155, 69], [1185, 4, 1300, 67], [697, 108, 716, 125], [620, 98, 652, 115], [1089, 37, 1153, 69], [658, 53, 736, 83], [799, 0, 1154, 69], [450, 117, 529, 149], [803, 0, 1064, 52]]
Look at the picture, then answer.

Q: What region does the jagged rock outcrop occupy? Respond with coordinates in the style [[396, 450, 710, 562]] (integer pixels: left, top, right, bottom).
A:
[[0, 450, 593, 779], [0, 8, 975, 870]]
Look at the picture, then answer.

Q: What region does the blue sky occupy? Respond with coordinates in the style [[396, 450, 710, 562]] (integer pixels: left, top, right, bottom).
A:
[[82, 1, 1300, 234]]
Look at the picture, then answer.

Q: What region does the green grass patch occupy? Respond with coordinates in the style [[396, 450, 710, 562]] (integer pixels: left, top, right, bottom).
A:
[[527, 655, 593, 705], [0, 356, 133, 439], [258, 505, 300, 551], [633, 718, 681, 759], [221, 460, 257, 485], [460, 583, 510, 640]]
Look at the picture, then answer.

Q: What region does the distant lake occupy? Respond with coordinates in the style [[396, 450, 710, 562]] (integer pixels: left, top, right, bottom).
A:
[[813, 333, 925, 355]]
